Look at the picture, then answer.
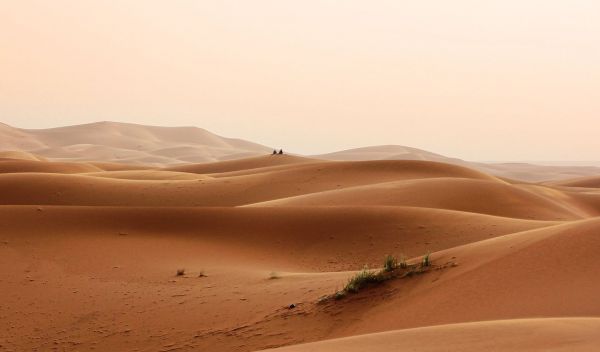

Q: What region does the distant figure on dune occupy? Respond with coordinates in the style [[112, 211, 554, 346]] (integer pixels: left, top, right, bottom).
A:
[[272, 150, 277, 155], [278, 149, 283, 155], [272, 149, 284, 155]]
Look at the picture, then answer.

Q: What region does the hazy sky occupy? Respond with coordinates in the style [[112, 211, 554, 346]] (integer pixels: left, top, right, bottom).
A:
[[1, 1, 599, 160]]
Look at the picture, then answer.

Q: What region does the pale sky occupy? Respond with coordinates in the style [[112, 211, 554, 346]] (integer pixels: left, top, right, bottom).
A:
[[1, 1, 599, 161]]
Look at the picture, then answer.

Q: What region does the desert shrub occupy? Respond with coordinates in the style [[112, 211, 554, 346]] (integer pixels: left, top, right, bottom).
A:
[[334, 291, 347, 300], [421, 253, 431, 267], [325, 252, 435, 302], [383, 255, 397, 272], [344, 267, 380, 293], [176, 269, 185, 276], [399, 254, 408, 269]]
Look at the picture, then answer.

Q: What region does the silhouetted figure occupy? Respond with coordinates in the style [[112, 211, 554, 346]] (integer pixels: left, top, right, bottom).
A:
[[272, 150, 277, 155], [278, 149, 283, 155]]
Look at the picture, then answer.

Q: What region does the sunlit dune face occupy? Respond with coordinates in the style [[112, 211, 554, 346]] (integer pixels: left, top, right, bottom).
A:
[[1, 1, 599, 160]]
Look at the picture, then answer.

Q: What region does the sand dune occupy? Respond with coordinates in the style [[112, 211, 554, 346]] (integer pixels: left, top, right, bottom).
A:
[[312, 145, 600, 182], [0, 159, 102, 174], [476, 162, 600, 183], [0, 150, 46, 161], [166, 154, 320, 174], [550, 175, 600, 188], [2, 151, 600, 351], [313, 145, 466, 164], [297, 218, 600, 336], [0, 123, 46, 150], [0, 205, 556, 270], [0, 160, 500, 207], [250, 177, 589, 220], [85, 170, 208, 181], [87, 161, 153, 171], [0, 121, 271, 165], [0, 204, 558, 351], [3, 122, 599, 181], [266, 318, 600, 352], [189, 218, 600, 351]]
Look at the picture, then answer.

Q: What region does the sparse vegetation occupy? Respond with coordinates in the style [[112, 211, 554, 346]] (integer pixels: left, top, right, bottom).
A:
[[383, 254, 397, 272], [422, 252, 431, 267], [176, 268, 185, 276], [334, 291, 347, 300], [399, 254, 408, 269], [198, 270, 206, 278], [320, 252, 446, 302], [344, 267, 381, 293]]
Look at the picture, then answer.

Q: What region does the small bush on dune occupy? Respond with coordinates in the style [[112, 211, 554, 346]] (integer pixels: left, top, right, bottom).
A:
[[176, 269, 185, 276], [334, 290, 347, 300], [399, 254, 408, 269], [344, 267, 381, 293], [383, 255, 397, 272], [422, 253, 431, 267], [325, 252, 435, 301]]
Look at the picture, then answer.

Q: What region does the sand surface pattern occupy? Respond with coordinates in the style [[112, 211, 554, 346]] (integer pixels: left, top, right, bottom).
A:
[[2, 139, 600, 351]]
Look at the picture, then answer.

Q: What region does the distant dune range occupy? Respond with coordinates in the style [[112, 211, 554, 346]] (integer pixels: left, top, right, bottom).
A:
[[0, 121, 272, 165], [2, 122, 600, 351], [2, 121, 600, 181]]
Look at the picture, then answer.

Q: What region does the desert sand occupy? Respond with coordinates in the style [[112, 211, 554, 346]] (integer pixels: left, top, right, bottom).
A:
[[0, 122, 271, 166], [2, 127, 600, 351], [3, 122, 600, 182]]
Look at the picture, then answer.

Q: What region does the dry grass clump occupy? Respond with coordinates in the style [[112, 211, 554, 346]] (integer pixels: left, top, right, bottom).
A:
[[383, 255, 397, 272], [320, 253, 444, 302], [344, 267, 382, 293]]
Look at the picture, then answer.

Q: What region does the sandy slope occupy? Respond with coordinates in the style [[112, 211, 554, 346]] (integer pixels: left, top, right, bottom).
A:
[[0, 150, 46, 161], [3, 121, 599, 181], [312, 145, 600, 182], [0, 205, 557, 352], [250, 177, 590, 220], [0, 160, 501, 207], [85, 170, 208, 181], [266, 318, 600, 352], [0, 121, 271, 165], [478, 162, 600, 182], [312, 145, 466, 164], [1, 155, 600, 351], [0, 159, 102, 174], [550, 175, 600, 188], [165, 154, 320, 174], [318, 218, 600, 333]]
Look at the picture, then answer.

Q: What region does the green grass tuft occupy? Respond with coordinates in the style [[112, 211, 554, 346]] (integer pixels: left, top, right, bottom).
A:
[[383, 254, 398, 272], [328, 253, 435, 301], [399, 254, 408, 269], [422, 253, 431, 267], [344, 267, 381, 293]]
